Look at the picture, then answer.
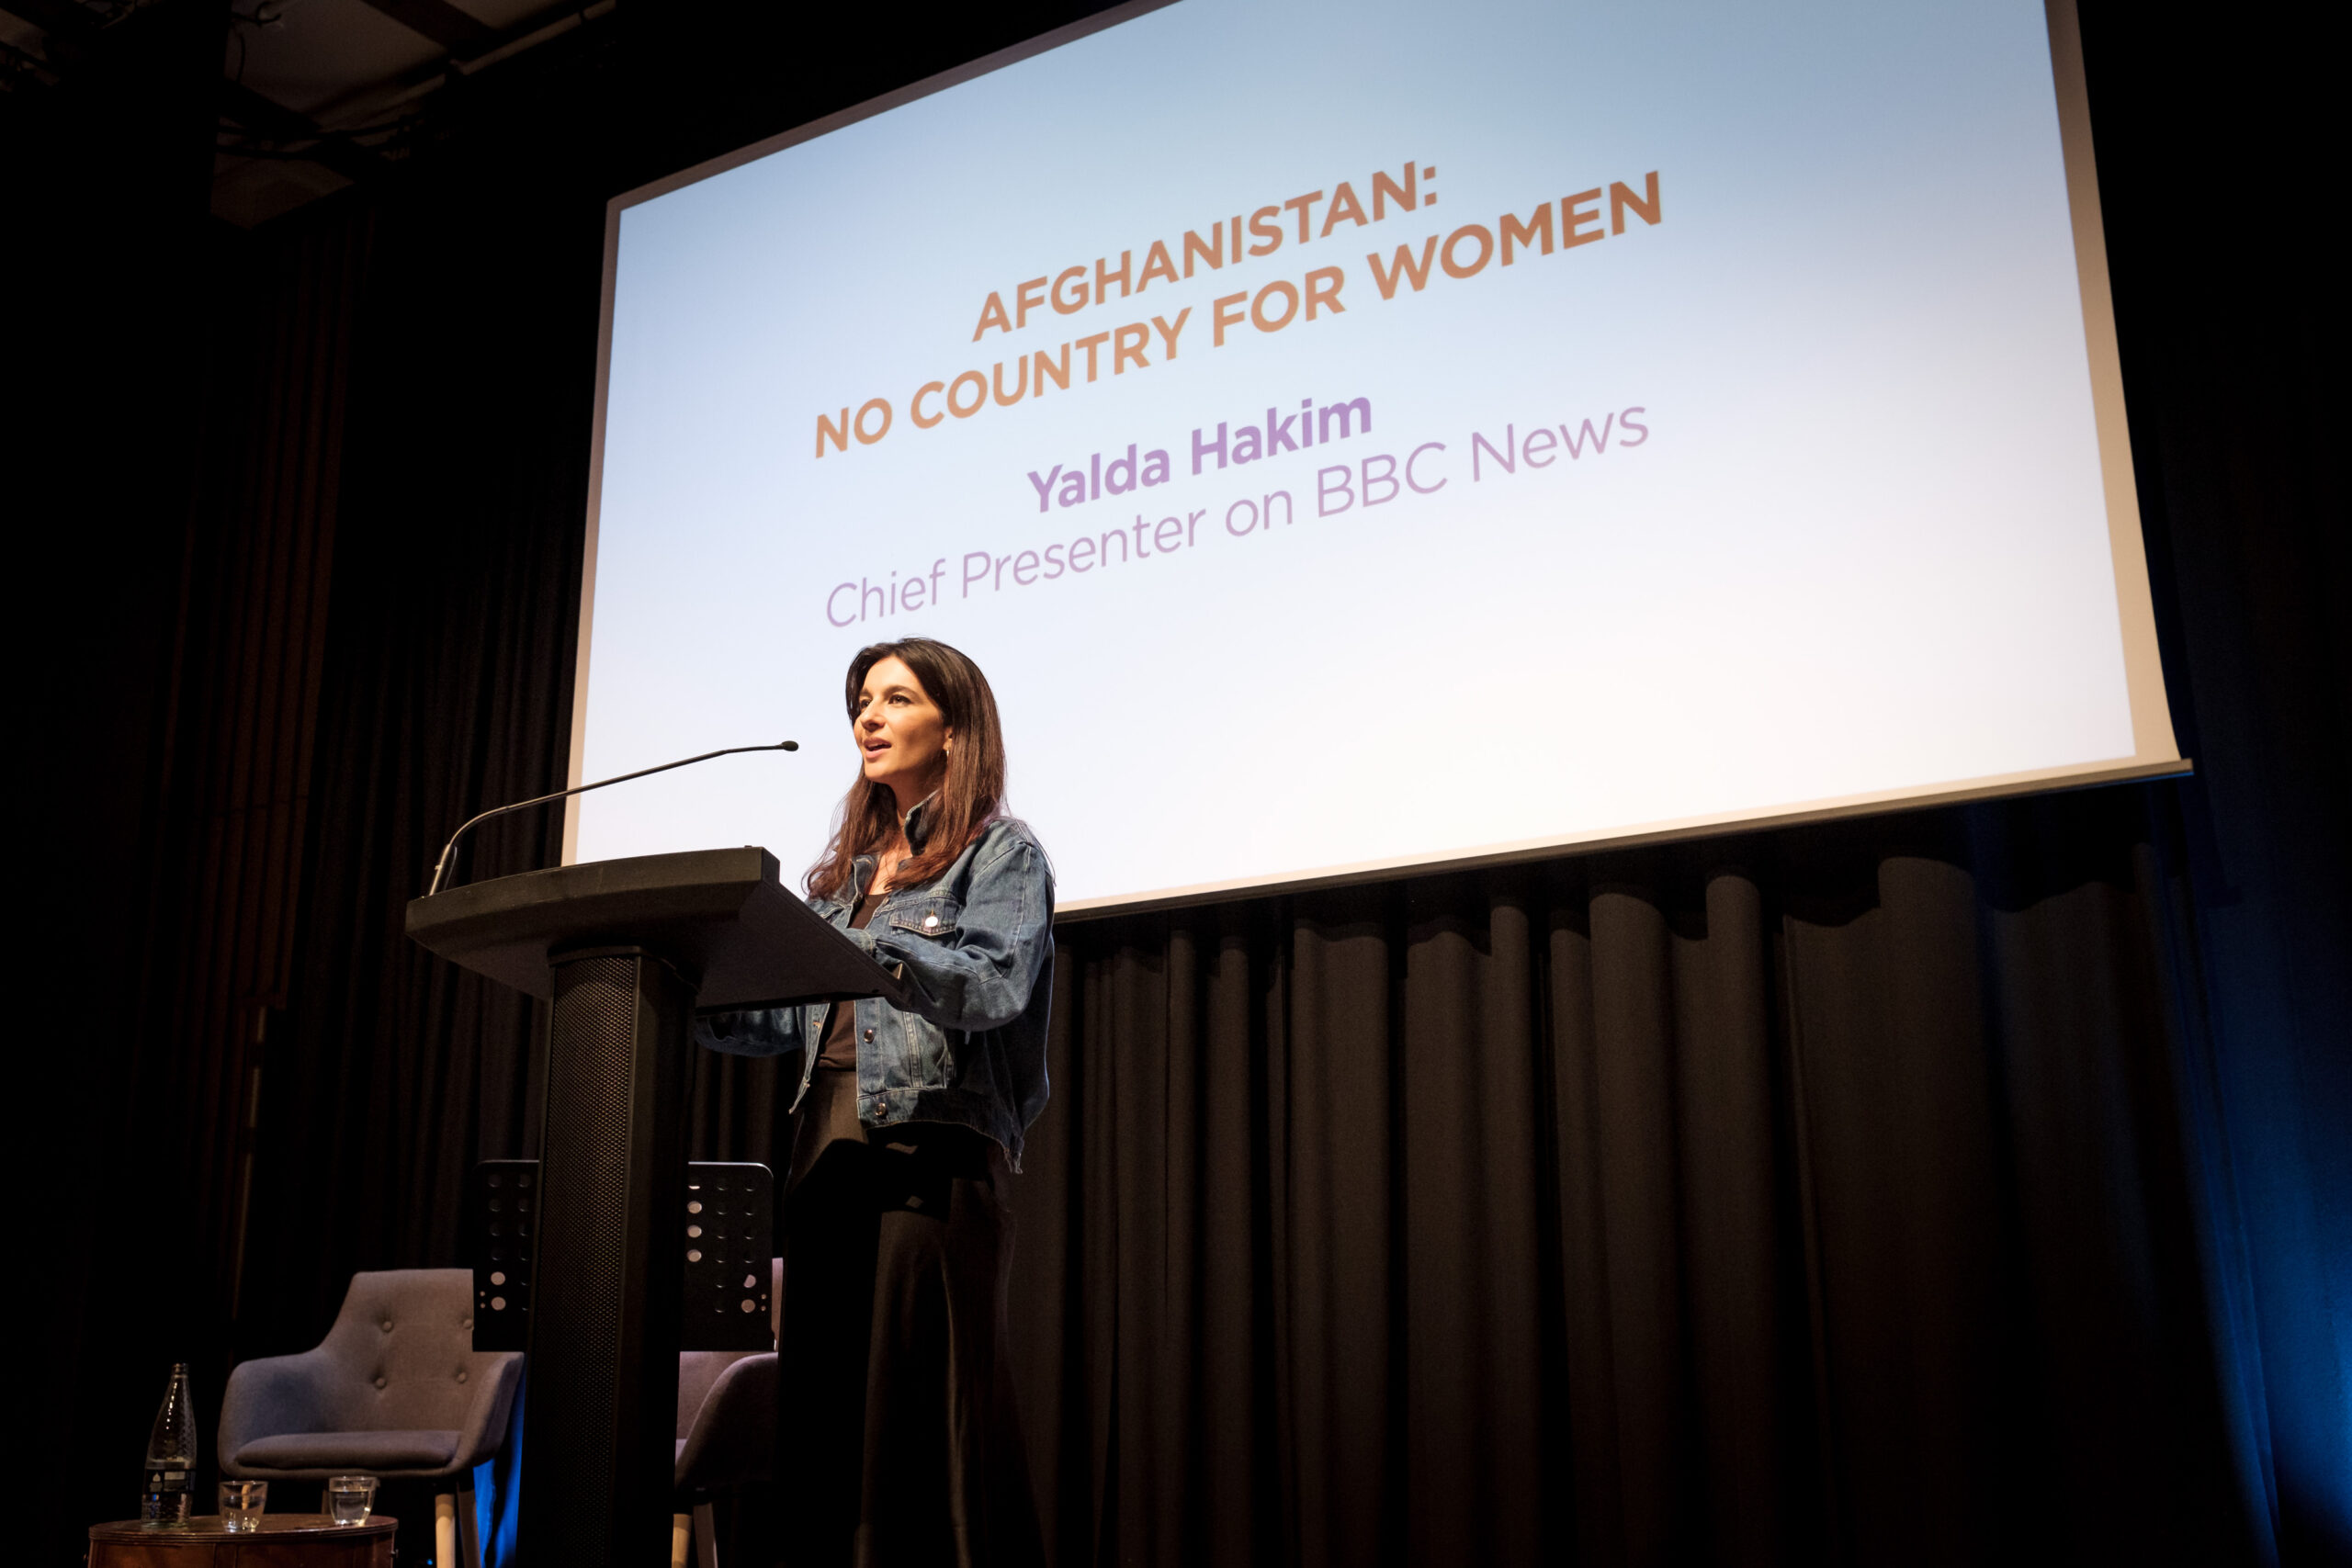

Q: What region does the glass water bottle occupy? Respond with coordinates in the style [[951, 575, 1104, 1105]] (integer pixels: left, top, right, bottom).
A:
[[141, 1362, 198, 1523]]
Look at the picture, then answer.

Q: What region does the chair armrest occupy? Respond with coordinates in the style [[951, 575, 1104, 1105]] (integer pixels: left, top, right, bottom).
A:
[[447, 1353, 525, 1472], [219, 1350, 335, 1473]]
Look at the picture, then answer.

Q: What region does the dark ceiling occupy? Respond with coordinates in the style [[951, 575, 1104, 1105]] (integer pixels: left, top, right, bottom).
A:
[[1, 0, 621, 225]]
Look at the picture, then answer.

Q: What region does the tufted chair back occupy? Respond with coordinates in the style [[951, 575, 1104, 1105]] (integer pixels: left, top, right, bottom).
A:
[[220, 1269, 523, 1480], [312, 1270, 499, 1431]]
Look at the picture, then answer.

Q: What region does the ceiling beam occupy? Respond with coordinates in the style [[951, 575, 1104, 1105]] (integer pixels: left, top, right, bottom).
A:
[[0, 0, 96, 38], [218, 77, 388, 183], [350, 0, 496, 58], [219, 76, 317, 138]]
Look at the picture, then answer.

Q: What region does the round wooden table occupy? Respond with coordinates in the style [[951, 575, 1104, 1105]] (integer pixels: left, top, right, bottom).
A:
[[88, 1513, 397, 1565]]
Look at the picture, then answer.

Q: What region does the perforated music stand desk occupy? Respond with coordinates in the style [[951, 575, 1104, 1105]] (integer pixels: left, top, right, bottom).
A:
[[406, 846, 907, 1568]]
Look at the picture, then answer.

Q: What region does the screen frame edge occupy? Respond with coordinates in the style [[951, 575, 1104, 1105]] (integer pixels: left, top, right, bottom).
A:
[[2046, 0, 2179, 767]]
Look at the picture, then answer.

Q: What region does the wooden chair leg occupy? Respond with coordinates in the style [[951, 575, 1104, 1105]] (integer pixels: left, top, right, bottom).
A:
[[458, 1482, 482, 1568], [435, 1493, 458, 1568], [693, 1498, 719, 1568], [670, 1511, 693, 1568]]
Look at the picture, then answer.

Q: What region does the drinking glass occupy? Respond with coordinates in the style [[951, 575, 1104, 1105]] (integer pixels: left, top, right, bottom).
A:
[[218, 1479, 267, 1532], [326, 1474, 378, 1526]]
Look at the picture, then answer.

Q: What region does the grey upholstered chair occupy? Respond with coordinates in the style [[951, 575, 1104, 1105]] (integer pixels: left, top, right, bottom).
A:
[[670, 1258, 783, 1568], [220, 1269, 522, 1568]]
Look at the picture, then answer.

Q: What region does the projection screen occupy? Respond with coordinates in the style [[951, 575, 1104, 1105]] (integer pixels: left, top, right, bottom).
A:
[[567, 0, 2183, 915]]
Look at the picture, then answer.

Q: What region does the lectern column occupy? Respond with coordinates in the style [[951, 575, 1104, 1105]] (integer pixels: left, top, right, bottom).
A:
[[522, 946, 695, 1565]]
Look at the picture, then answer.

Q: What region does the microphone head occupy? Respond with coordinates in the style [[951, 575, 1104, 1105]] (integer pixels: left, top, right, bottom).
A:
[[780, 739, 799, 751]]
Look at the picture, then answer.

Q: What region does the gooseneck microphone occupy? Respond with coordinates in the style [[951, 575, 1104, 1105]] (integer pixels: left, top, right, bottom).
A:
[[425, 739, 799, 896]]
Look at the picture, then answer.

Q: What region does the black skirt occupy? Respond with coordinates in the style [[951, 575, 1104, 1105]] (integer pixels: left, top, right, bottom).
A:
[[775, 1068, 1044, 1568]]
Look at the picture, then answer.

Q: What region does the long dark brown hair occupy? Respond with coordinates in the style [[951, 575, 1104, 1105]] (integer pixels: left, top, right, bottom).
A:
[[805, 637, 1008, 900]]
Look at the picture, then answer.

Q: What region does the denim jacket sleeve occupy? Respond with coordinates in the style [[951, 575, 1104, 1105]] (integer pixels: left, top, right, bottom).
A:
[[693, 998, 807, 1057], [846, 828, 1053, 1032]]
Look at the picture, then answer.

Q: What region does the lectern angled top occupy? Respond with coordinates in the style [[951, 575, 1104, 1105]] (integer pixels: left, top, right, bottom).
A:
[[403, 844, 910, 1011]]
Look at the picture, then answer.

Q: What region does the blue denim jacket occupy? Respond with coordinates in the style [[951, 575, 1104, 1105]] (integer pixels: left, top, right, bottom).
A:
[[691, 813, 1054, 1167]]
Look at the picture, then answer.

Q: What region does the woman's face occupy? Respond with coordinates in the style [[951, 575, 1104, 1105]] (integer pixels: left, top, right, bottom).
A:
[[854, 655, 952, 808]]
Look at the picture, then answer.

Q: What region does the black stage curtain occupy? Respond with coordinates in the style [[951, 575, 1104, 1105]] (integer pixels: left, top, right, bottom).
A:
[[677, 771, 2257, 1568], [1016, 803, 2249, 1565], [20, 2, 2345, 1563], [234, 175, 596, 1352], [684, 790, 2261, 1564]]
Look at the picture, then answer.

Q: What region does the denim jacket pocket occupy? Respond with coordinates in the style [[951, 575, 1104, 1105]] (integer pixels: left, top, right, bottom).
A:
[[887, 895, 963, 941], [888, 897, 961, 1087], [899, 1011, 956, 1089]]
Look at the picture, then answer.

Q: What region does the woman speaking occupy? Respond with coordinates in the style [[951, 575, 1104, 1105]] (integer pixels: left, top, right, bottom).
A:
[[695, 637, 1052, 1567]]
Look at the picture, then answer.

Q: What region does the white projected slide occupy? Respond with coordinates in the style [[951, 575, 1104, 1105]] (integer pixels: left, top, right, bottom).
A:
[[571, 0, 2180, 913]]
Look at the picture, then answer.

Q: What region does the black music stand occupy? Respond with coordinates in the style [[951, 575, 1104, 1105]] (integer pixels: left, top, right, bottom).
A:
[[406, 847, 906, 1567], [468, 1159, 775, 1354]]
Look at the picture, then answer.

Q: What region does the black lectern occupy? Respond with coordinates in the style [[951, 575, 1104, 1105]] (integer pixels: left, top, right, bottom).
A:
[[406, 847, 906, 1566]]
